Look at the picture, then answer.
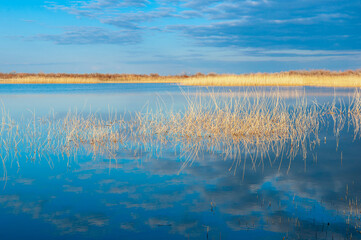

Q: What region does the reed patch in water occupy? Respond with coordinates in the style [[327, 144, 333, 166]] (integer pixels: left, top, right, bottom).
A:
[[1, 89, 361, 178]]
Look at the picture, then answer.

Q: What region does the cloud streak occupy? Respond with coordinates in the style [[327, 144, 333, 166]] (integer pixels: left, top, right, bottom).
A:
[[43, 0, 361, 51], [36, 27, 141, 45], [3, 0, 360, 73]]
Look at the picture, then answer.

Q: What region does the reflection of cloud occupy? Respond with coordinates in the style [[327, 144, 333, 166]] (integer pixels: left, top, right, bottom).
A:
[[147, 218, 172, 228], [146, 217, 201, 238], [45, 213, 109, 234], [0, 195, 20, 204], [0, 194, 109, 235], [98, 179, 115, 185], [226, 215, 260, 231], [111, 134, 361, 238], [63, 185, 83, 193], [118, 201, 173, 210], [15, 178, 34, 185], [264, 210, 358, 239], [140, 156, 182, 176], [0, 195, 43, 219], [78, 173, 93, 180], [120, 222, 137, 232], [82, 214, 109, 227], [108, 186, 134, 194], [2, 122, 361, 239]]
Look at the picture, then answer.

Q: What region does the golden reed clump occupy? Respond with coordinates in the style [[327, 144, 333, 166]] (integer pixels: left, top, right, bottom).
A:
[[1, 88, 361, 184], [2, 89, 361, 178], [1, 70, 361, 87]]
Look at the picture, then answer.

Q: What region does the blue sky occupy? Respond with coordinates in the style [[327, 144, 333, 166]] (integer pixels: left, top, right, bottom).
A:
[[0, 0, 360, 74]]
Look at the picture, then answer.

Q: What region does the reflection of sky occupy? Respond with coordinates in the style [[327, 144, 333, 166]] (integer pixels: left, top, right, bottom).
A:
[[0, 84, 188, 118], [1, 85, 361, 239], [0, 84, 359, 118], [1, 132, 360, 239]]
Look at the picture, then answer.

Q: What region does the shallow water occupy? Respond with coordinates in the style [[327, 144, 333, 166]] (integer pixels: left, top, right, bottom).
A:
[[1, 84, 361, 240], [0, 84, 356, 117]]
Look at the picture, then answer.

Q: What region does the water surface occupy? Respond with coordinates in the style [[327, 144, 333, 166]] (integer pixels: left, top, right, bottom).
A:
[[0, 84, 360, 240]]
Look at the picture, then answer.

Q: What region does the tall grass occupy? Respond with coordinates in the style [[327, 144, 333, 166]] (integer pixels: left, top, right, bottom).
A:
[[0, 72, 182, 84], [183, 71, 361, 87], [1, 70, 361, 87]]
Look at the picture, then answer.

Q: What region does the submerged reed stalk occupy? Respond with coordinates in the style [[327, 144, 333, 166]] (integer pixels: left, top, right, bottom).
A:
[[132, 90, 324, 174], [1, 88, 361, 177], [348, 90, 361, 139]]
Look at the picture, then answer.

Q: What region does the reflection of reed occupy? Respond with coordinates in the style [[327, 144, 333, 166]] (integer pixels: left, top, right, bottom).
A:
[[2, 91, 361, 239], [134, 90, 323, 176], [349, 90, 361, 139], [1, 90, 361, 179]]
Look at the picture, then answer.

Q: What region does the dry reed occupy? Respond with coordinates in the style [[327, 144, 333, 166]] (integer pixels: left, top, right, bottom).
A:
[[1, 70, 361, 87], [1, 88, 361, 178], [1, 89, 361, 237]]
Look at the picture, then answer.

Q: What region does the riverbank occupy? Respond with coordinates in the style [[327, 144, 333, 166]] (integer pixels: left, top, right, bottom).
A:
[[1, 70, 361, 87]]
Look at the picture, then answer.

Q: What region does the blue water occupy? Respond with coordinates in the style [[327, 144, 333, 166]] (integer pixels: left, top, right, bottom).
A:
[[0, 84, 360, 240], [0, 84, 355, 118]]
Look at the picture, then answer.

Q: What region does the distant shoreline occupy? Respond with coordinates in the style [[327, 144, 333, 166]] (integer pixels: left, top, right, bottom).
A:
[[1, 70, 361, 87]]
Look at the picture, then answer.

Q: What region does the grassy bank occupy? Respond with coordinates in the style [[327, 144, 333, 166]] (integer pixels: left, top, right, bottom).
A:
[[1, 70, 361, 87]]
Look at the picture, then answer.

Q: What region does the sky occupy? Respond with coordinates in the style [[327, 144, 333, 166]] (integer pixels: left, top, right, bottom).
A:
[[0, 0, 360, 74]]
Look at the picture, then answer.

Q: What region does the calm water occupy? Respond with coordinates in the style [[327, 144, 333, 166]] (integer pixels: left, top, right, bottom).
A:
[[0, 84, 361, 240]]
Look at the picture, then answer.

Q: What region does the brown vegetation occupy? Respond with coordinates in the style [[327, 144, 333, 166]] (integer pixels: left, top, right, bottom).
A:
[[1, 69, 361, 87], [2, 89, 361, 179]]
